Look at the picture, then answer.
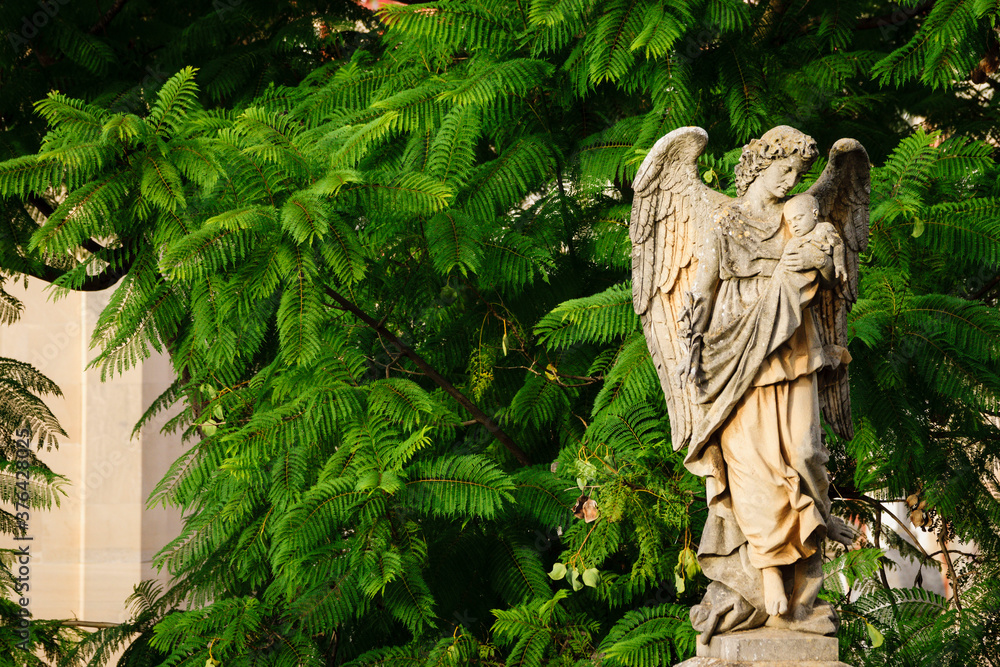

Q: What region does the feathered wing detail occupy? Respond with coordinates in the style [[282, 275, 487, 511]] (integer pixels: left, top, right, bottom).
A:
[[630, 127, 731, 451], [806, 139, 871, 440]]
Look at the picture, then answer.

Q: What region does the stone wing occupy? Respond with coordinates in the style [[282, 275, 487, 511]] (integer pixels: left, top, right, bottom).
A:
[[806, 139, 871, 440], [631, 126, 731, 451]]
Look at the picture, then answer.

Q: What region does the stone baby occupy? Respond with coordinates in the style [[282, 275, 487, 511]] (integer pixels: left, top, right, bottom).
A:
[[782, 193, 846, 285]]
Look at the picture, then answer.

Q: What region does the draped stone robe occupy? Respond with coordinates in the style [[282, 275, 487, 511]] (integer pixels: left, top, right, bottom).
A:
[[683, 204, 849, 633]]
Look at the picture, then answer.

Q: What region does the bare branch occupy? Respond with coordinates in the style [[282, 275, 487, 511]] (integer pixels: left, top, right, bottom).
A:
[[89, 0, 130, 35], [324, 286, 531, 466]]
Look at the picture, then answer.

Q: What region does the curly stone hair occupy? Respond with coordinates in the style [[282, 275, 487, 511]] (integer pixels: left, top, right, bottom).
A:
[[734, 125, 819, 197]]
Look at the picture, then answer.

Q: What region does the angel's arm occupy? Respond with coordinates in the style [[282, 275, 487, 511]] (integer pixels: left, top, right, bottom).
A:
[[783, 236, 836, 286], [816, 224, 845, 286], [690, 237, 720, 334], [833, 239, 847, 283], [681, 235, 720, 385], [814, 244, 837, 287]]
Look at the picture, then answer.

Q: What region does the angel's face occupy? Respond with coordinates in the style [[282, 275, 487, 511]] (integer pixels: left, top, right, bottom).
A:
[[760, 157, 805, 199]]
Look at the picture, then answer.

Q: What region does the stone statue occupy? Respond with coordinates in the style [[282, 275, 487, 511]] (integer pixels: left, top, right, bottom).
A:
[[630, 126, 869, 646]]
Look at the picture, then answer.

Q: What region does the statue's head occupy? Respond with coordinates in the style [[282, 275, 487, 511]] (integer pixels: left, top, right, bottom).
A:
[[735, 126, 819, 197]]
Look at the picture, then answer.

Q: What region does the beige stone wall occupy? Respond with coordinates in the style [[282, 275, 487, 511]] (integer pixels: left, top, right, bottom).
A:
[[0, 278, 183, 626]]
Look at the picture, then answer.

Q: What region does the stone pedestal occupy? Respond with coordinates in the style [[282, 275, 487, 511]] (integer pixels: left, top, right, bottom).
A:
[[675, 629, 852, 666]]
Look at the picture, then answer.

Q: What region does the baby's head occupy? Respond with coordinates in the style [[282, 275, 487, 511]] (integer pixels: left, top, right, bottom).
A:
[[783, 194, 820, 237]]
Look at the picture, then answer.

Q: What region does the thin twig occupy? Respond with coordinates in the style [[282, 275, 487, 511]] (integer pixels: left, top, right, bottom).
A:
[[859, 494, 934, 561], [924, 548, 979, 559], [937, 522, 963, 610], [59, 620, 121, 629]]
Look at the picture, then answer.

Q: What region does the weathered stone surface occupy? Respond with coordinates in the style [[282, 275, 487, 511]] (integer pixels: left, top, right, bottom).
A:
[[697, 629, 838, 662], [631, 126, 870, 644], [675, 659, 853, 667]]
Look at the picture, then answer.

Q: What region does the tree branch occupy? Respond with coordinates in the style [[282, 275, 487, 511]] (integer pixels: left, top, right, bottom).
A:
[[89, 0, 130, 35], [59, 620, 120, 629], [860, 494, 934, 561], [17, 256, 130, 291], [27, 196, 107, 255], [971, 273, 1000, 301], [937, 522, 963, 610], [323, 286, 531, 466], [18, 196, 126, 288]]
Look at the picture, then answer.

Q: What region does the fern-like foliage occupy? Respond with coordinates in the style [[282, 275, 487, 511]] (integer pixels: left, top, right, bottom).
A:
[[1, 0, 1000, 665]]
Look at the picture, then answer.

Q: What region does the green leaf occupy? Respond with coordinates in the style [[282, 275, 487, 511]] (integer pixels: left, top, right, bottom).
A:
[[866, 621, 884, 648]]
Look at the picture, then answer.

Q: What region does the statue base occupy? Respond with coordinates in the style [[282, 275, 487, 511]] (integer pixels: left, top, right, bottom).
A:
[[674, 628, 852, 666], [676, 661, 851, 667]]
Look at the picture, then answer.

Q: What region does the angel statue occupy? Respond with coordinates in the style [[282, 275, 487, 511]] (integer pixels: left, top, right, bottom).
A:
[[630, 126, 869, 644]]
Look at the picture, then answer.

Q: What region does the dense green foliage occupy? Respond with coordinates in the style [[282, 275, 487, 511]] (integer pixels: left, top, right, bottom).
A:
[[2, 0, 1000, 665]]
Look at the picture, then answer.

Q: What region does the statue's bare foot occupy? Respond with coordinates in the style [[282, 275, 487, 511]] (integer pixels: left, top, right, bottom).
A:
[[766, 600, 838, 635], [762, 567, 788, 616]]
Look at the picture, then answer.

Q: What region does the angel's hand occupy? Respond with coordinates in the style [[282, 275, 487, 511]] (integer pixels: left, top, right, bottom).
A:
[[827, 516, 856, 547], [834, 263, 847, 282], [782, 244, 828, 272], [780, 247, 807, 271], [679, 339, 702, 389]]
